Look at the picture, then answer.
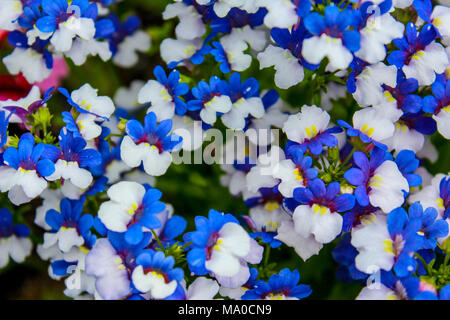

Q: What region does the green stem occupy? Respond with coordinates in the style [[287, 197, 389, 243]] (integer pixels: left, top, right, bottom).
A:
[[264, 244, 271, 267], [151, 229, 165, 252]]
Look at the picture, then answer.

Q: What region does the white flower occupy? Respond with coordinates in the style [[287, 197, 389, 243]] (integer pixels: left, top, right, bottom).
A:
[[120, 135, 174, 177], [219, 26, 267, 72], [0, 0, 22, 30], [160, 38, 202, 66], [352, 108, 395, 142], [3, 48, 52, 83], [0, 167, 48, 205], [197, 0, 259, 18], [50, 16, 96, 52], [114, 80, 145, 112], [292, 203, 343, 244], [381, 122, 425, 154], [171, 116, 204, 151], [138, 80, 175, 121], [368, 160, 409, 213], [302, 33, 353, 71], [433, 107, 450, 139], [184, 277, 219, 300], [416, 136, 438, 163], [246, 146, 285, 193], [0, 234, 32, 268], [356, 284, 400, 300], [35, 189, 65, 231], [248, 203, 291, 234], [71, 84, 115, 119], [353, 62, 398, 108], [402, 41, 448, 86], [205, 222, 263, 288], [98, 181, 146, 232], [257, 45, 304, 89], [221, 97, 265, 131], [66, 38, 112, 66], [257, 0, 299, 29], [355, 13, 404, 63], [409, 174, 448, 217], [201, 95, 233, 125], [132, 265, 178, 299], [431, 5, 450, 43], [273, 159, 307, 198], [26, 26, 53, 46], [74, 113, 103, 141], [113, 31, 151, 68], [46, 159, 93, 189], [43, 227, 85, 254], [283, 105, 330, 143], [351, 213, 395, 273], [163, 2, 205, 40], [275, 220, 323, 261]]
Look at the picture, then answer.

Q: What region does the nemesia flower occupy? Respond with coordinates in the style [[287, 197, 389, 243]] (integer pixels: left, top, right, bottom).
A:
[[242, 268, 312, 300], [98, 181, 165, 244], [0, 133, 55, 205], [184, 209, 264, 288], [120, 112, 182, 176], [0, 208, 32, 268]]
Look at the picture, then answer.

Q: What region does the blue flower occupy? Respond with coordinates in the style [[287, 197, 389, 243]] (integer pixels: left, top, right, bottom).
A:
[[242, 269, 312, 300], [343, 148, 389, 206], [106, 14, 140, 55], [210, 7, 267, 34], [394, 150, 422, 188], [7, 30, 53, 70], [132, 249, 184, 299], [408, 202, 448, 250], [397, 112, 437, 136], [2, 133, 55, 177], [36, 0, 98, 33], [423, 74, 449, 115], [0, 208, 30, 239], [153, 66, 189, 116], [158, 215, 187, 247], [377, 271, 420, 299], [386, 207, 423, 277], [332, 233, 368, 282], [187, 76, 230, 112], [183, 209, 239, 275], [121, 186, 166, 246], [382, 70, 423, 114], [337, 119, 389, 150], [286, 126, 342, 156], [124, 112, 182, 153], [388, 22, 437, 69], [44, 128, 102, 169], [286, 147, 318, 182], [270, 23, 318, 70], [293, 178, 355, 213], [45, 197, 94, 237], [211, 41, 231, 73], [304, 5, 360, 52]]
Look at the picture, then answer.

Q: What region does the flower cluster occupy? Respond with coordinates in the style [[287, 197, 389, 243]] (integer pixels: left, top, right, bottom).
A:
[[0, 0, 449, 300], [0, 0, 150, 83]]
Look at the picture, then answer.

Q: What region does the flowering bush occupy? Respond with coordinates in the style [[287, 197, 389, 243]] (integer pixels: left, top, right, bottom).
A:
[[0, 0, 449, 300]]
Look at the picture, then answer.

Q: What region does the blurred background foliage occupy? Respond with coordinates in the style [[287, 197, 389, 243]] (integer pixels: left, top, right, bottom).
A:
[[0, 0, 448, 300]]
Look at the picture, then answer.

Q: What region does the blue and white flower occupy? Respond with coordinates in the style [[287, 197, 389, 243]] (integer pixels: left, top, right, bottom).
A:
[[0, 208, 32, 268], [120, 112, 182, 176]]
